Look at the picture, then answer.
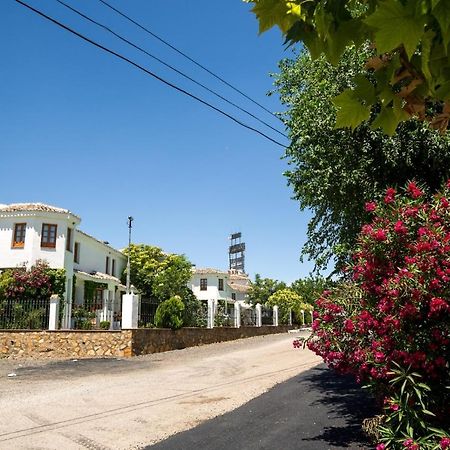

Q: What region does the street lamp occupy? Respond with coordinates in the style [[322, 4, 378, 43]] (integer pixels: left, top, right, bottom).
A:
[[126, 216, 134, 294]]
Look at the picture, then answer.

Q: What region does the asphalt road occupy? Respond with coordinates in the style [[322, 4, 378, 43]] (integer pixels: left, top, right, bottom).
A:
[[147, 364, 376, 450]]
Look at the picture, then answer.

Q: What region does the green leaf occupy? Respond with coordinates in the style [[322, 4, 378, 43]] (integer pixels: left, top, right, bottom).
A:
[[371, 106, 400, 135], [333, 89, 371, 129], [432, 0, 450, 47], [365, 0, 426, 58], [420, 29, 435, 80], [251, 0, 299, 34]]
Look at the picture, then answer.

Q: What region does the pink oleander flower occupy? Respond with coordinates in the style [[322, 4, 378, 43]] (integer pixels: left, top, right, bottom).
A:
[[376, 444, 386, 450], [365, 201, 377, 212], [385, 187, 396, 204], [440, 437, 450, 449]]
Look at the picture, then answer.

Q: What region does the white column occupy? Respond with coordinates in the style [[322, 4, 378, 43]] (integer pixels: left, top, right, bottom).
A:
[[301, 309, 305, 326], [288, 308, 293, 326], [122, 291, 139, 329], [207, 299, 214, 329], [48, 295, 60, 330], [255, 303, 262, 327], [234, 302, 241, 328], [273, 305, 279, 327], [310, 310, 314, 325]]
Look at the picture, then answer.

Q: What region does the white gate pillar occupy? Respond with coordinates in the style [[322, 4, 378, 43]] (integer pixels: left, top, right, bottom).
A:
[[122, 290, 139, 329], [48, 295, 60, 330], [207, 299, 214, 329], [234, 302, 241, 328], [273, 305, 279, 327], [288, 308, 293, 326], [255, 303, 262, 327]]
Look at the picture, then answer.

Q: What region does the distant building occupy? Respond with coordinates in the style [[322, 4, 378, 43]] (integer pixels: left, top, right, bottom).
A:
[[0, 203, 127, 326], [189, 267, 251, 308]]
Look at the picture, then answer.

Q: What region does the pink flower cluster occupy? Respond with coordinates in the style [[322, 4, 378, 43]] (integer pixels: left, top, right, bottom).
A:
[[308, 181, 450, 427]]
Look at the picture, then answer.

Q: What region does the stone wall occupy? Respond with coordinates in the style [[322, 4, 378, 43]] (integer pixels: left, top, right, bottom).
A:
[[0, 330, 133, 358], [132, 326, 293, 355], [0, 326, 292, 359]]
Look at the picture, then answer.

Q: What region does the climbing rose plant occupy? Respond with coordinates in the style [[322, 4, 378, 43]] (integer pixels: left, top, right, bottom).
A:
[[307, 180, 449, 448]]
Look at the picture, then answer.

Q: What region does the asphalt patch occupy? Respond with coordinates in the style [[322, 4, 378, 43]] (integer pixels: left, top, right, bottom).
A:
[[146, 364, 376, 450]]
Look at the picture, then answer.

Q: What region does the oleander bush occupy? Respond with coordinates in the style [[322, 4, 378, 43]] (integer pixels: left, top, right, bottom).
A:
[[307, 180, 450, 449]]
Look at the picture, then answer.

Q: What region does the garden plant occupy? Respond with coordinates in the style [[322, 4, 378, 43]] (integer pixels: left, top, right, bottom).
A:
[[302, 181, 450, 449]]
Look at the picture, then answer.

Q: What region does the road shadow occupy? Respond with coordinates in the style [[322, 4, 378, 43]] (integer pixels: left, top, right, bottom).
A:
[[298, 364, 377, 448]]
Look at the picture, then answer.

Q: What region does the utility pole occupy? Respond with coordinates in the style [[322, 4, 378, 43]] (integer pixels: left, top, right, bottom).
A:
[[126, 216, 134, 294]]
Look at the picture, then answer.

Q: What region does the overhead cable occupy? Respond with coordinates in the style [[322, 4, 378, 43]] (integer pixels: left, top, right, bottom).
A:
[[14, 0, 287, 148], [97, 0, 280, 120], [55, 0, 287, 138]]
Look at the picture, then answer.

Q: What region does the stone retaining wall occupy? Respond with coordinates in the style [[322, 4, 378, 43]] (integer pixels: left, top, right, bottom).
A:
[[0, 326, 293, 359]]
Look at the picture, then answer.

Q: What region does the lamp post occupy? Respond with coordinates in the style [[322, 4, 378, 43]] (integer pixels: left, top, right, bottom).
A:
[[126, 216, 134, 294]]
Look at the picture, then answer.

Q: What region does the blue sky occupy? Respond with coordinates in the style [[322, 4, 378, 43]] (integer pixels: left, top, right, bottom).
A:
[[0, 0, 314, 283]]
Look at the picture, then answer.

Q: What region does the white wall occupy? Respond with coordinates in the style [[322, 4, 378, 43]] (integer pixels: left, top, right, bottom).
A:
[[189, 272, 232, 301], [73, 231, 126, 277], [0, 212, 78, 270]]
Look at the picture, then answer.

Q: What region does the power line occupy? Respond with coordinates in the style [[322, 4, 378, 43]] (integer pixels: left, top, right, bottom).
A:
[[55, 0, 286, 139], [97, 0, 280, 121], [14, 0, 287, 148]]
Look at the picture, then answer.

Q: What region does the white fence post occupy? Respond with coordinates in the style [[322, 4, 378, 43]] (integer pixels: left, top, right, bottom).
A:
[[234, 302, 241, 328], [207, 299, 214, 329], [255, 303, 262, 327], [273, 305, 279, 327], [122, 290, 139, 329], [48, 294, 60, 330]]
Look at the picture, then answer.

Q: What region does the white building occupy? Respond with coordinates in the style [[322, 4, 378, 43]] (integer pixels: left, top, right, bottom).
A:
[[189, 267, 251, 308], [0, 203, 127, 327]]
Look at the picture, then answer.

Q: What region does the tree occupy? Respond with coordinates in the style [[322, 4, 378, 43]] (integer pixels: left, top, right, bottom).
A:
[[290, 276, 333, 305], [246, 0, 450, 133], [267, 288, 312, 324], [122, 244, 194, 303], [248, 274, 286, 304], [274, 46, 450, 271], [152, 254, 194, 302]]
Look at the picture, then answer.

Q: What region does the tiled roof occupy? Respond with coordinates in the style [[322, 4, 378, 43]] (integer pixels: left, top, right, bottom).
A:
[[194, 268, 229, 275], [75, 269, 124, 285], [227, 283, 250, 294], [0, 203, 80, 219]]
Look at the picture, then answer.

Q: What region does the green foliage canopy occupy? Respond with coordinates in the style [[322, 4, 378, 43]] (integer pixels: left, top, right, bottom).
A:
[[267, 288, 312, 324], [248, 274, 287, 304], [274, 46, 450, 271], [122, 244, 194, 303], [246, 0, 450, 133]]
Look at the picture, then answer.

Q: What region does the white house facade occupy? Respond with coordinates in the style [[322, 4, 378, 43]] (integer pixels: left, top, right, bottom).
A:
[[189, 267, 251, 307], [0, 203, 127, 327]]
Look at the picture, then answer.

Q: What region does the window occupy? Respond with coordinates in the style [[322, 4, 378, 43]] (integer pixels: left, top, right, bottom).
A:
[[41, 224, 57, 248], [232, 293, 236, 300], [218, 278, 224, 291], [74, 242, 80, 263], [105, 256, 110, 274], [200, 278, 207, 291], [12, 223, 26, 248], [111, 259, 116, 277], [66, 227, 73, 252]]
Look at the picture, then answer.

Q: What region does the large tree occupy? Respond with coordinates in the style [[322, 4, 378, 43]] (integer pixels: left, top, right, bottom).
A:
[[274, 46, 450, 271], [122, 244, 193, 302], [248, 274, 287, 304], [246, 0, 450, 133]]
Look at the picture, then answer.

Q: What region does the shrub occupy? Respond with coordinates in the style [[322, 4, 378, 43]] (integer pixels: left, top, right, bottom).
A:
[[99, 321, 110, 330], [154, 296, 185, 330], [308, 180, 450, 447]]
